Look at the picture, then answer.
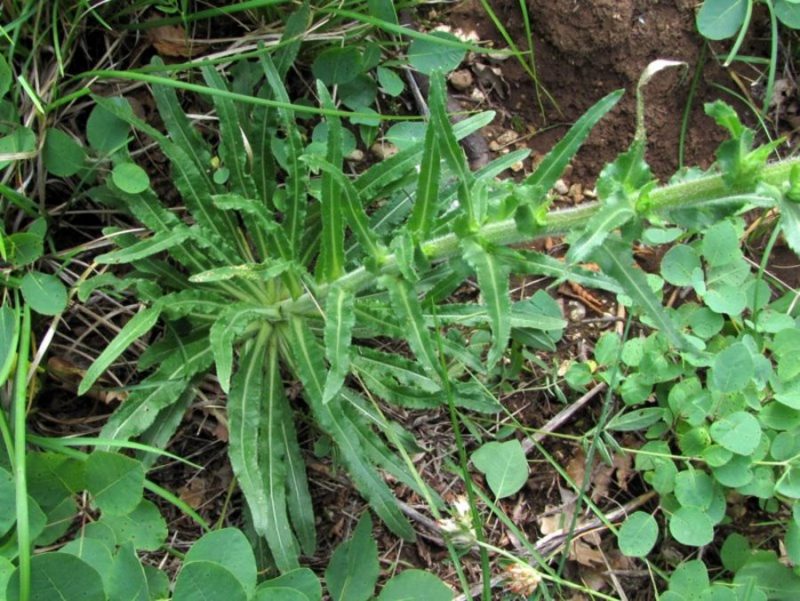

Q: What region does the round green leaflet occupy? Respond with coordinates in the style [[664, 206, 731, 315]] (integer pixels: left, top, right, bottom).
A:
[[408, 31, 466, 75], [86, 98, 132, 153], [710, 411, 761, 455], [710, 343, 754, 393], [618, 511, 658, 558], [173, 561, 248, 601], [43, 128, 86, 177], [471, 440, 529, 498], [112, 162, 150, 194], [669, 506, 714, 547], [660, 244, 702, 287], [312, 47, 362, 86], [696, 0, 748, 40], [5, 553, 105, 601], [674, 469, 714, 509], [20, 271, 68, 316], [377, 570, 452, 601]]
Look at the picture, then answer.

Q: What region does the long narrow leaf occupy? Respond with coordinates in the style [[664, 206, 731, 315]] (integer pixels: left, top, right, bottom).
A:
[[201, 66, 257, 198], [100, 336, 213, 442], [462, 239, 511, 369], [354, 111, 495, 200], [261, 338, 301, 570], [429, 73, 474, 219], [150, 57, 213, 183], [380, 275, 442, 381], [310, 157, 385, 262], [593, 237, 687, 350], [280, 406, 316, 555], [526, 89, 624, 193], [260, 54, 307, 255], [407, 122, 441, 240], [323, 286, 355, 403], [79, 306, 161, 395], [284, 318, 414, 540], [95, 227, 192, 264], [228, 329, 299, 572], [317, 83, 345, 281]]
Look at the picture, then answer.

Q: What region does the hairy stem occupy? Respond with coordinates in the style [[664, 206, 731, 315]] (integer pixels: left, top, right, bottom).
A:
[[282, 157, 800, 316]]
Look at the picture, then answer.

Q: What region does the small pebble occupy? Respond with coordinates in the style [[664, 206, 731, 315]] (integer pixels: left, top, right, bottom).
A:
[[554, 178, 569, 195], [448, 69, 474, 92], [510, 160, 525, 172], [567, 300, 587, 322], [345, 149, 364, 162], [568, 183, 584, 203], [370, 142, 398, 160]]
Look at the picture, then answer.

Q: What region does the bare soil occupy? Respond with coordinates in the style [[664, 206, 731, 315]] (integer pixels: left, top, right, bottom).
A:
[[449, 0, 753, 182]]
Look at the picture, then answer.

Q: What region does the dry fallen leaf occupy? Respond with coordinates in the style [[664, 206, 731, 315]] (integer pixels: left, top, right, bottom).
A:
[[178, 477, 209, 509], [147, 24, 196, 58]]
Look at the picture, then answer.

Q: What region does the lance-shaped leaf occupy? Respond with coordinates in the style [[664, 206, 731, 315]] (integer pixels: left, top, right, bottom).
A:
[[101, 334, 213, 443], [526, 89, 624, 194], [407, 120, 441, 240], [285, 318, 414, 540], [201, 66, 257, 198], [260, 338, 301, 571], [593, 237, 688, 351], [317, 82, 345, 281], [228, 329, 299, 573], [273, 4, 309, 78], [429, 73, 474, 221], [308, 156, 386, 262], [280, 406, 316, 555], [93, 96, 243, 265], [79, 305, 162, 395], [150, 57, 213, 183], [354, 110, 495, 200], [567, 142, 652, 263], [423, 301, 566, 331], [95, 227, 192, 264], [211, 304, 275, 394], [462, 238, 511, 369], [380, 275, 443, 381], [503, 249, 622, 293], [323, 286, 355, 403], [260, 54, 307, 255]]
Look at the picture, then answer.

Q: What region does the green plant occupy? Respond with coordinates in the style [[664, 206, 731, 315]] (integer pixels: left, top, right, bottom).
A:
[[70, 24, 800, 583], [536, 104, 800, 597]]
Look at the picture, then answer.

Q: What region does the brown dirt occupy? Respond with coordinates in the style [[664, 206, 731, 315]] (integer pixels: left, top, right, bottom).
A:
[[449, 0, 748, 182]]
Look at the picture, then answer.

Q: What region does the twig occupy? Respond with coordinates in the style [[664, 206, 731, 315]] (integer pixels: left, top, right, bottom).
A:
[[521, 383, 607, 454]]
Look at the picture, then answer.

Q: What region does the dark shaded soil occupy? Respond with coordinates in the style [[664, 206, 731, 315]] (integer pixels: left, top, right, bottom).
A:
[[449, 0, 749, 182]]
